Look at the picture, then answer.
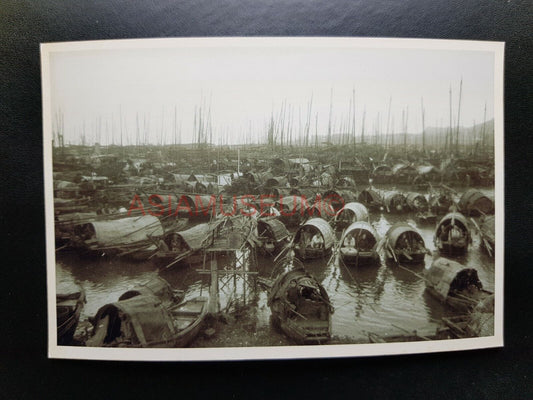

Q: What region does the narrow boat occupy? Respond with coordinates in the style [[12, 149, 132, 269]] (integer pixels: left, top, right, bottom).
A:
[[339, 221, 380, 266], [434, 212, 471, 255], [383, 223, 428, 264], [267, 267, 333, 344], [257, 218, 290, 256], [333, 202, 369, 230], [86, 277, 208, 348], [57, 280, 86, 345], [293, 218, 335, 260], [425, 258, 492, 312]]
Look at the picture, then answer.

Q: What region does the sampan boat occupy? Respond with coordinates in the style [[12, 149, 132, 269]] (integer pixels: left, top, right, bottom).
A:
[[383, 223, 428, 264], [433, 212, 471, 256], [339, 221, 380, 267], [86, 277, 208, 348], [152, 223, 211, 268], [333, 202, 369, 231], [267, 267, 333, 344], [257, 218, 290, 256], [293, 218, 335, 260], [71, 214, 163, 260], [425, 258, 492, 313]]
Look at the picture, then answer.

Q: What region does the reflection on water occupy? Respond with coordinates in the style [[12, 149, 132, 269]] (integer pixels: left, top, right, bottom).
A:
[[56, 188, 495, 344]]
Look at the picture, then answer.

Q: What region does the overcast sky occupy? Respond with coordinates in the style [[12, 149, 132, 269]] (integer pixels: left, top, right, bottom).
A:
[[49, 39, 496, 145]]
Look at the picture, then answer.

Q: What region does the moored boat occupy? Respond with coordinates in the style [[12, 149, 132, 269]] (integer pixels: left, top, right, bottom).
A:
[[293, 218, 335, 260], [357, 188, 383, 211], [383, 223, 428, 264], [333, 202, 369, 230], [266, 267, 333, 344], [425, 258, 492, 312], [379, 190, 408, 213], [71, 214, 163, 259], [152, 223, 211, 268], [458, 189, 494, 216], [405, 192, 429, 212], [434, 212, 471, 255], [86, 277, 208, 348], [257, 218, 290, 256], [339, 221, 380, 267]]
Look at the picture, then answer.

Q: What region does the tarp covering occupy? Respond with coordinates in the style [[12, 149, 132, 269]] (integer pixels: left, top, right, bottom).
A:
[[176, 223, 212, 250], [323, 189, 357, 205], [86, 215, 163, 246], [295, 218, 335, 250], [458, 189, 494, 215], [436, 212, 470, 236], [340, 221, 378, 245], [358, 189, 382, 206], [257, 219, 290, 242], [91, 295, 176, 346], [385, 223, 423, 248], [335, 202, 369, 223], [425, 258, 482, 302], [268, 267, 329, 306]]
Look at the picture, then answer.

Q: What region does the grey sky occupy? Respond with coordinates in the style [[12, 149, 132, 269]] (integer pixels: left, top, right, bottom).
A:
[[49, 39, 496, 145]]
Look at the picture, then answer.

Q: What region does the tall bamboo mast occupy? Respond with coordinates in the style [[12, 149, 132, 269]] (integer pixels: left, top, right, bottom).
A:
[[455, 77, 463, 153], [327, 88, 333, 144], [421, 97, 426, 153]]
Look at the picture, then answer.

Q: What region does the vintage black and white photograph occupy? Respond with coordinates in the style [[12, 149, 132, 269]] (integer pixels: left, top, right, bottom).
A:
[[42, 38, 504, 360]]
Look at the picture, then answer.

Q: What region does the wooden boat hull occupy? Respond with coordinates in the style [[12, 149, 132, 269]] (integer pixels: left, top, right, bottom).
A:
[[271, 309, 331, 344], [340, 248, 379, 266], [386, 249, 425, 264], [294, 245, 331, 260], [87, 295, 208, 348], [436, 242, 468, 256]]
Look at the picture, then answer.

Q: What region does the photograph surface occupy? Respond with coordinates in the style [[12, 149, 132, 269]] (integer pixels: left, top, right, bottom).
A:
[[43, 38, 504, 360]]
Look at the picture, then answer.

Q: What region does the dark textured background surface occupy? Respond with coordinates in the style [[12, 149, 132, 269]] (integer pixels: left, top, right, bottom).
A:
[[1, 0, 531, 398]]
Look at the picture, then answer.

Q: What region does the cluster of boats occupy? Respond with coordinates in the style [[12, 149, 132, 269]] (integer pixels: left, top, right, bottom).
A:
[[56, 185, 495, 346]]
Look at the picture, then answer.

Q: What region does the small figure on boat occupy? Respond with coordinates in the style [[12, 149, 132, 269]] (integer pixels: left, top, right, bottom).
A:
[[293, 218, 335, 260]]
